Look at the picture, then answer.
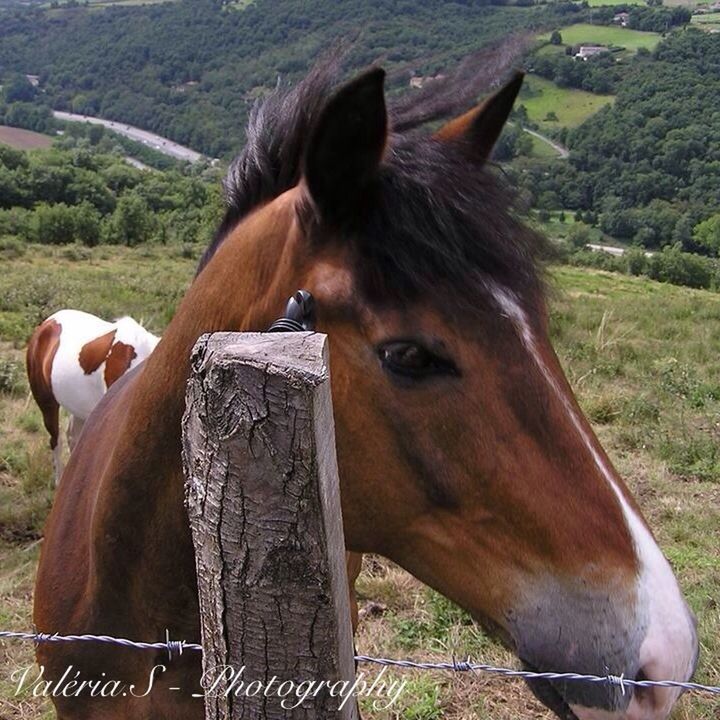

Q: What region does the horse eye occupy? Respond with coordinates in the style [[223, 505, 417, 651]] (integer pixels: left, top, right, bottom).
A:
[[377, 341, 459, 380]]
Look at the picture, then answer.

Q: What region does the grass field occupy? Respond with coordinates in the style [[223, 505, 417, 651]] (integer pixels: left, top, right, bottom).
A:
[[0, 244, 718, 719], [0, 127, 52, 151], [692, 10, 720, 21], [540, 23, 662, 51], [521, 75, 614, 129], [692, 11, 720, 29]]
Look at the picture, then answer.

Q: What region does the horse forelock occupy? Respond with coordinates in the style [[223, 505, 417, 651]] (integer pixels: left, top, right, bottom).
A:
[[197, 39, 548, 311]]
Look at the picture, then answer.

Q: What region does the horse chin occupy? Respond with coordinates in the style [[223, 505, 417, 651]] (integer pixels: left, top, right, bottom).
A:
[[521, 662, 581, 720], [467, 615, 581, 719], [468, 616, 578, 718]]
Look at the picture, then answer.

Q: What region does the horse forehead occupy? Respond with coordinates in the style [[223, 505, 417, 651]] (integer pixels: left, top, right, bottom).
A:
[[305, 259, 355, 310]]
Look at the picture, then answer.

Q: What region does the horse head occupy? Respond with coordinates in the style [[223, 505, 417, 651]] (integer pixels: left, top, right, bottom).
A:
[[198, 66, 697, 720]]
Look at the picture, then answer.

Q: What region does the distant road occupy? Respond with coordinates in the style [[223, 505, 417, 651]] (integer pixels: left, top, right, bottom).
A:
[[507, 121, 570, 159], [524, 127, 569, 159], [53, 111, 205, 163]]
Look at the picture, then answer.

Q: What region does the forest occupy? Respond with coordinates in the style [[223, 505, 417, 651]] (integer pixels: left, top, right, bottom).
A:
[[2, 1, 720, 281], [0, 136, 222, 249], [515, 30, 720, 258], [0, 0, 586, 157]]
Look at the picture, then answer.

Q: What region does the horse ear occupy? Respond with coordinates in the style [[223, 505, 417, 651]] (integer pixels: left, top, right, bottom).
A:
[[304, 67, 387, 224], [434, 71, 524, 162]]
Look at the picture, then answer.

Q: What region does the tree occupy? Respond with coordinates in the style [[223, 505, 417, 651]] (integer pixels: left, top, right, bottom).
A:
[[493, 126, 532, 161], [626, 246, 647, 276], [103, 192, 156, 246], [72, 201, 102, 246], [33, 203, 78, 245], [647, 244, 712, 289], [550, 30, 563, 46], [88, 125, 106, 146], [567, 223, 592, 249], [634, 226, 656, 248], [671, 214, 693, 250], [693, 215, 720, 257], [3, 74, 37, 104]]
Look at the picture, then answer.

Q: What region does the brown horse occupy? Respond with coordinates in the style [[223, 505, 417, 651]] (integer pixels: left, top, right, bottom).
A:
[[35, 54, 697, 720]]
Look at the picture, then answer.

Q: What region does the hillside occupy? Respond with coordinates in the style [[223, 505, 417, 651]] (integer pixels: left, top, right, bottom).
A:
[[512, 28, 720, 265], [0, 5, 718, 719], [0, 0, 587, 157]]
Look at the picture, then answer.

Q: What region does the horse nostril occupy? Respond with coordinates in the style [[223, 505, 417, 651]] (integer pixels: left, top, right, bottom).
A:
[[633, 666, 654, 706], [632, 664, 679, 715]]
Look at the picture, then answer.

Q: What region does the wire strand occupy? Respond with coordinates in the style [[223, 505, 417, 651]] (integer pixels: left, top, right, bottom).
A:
[[1, 630, 718, 696]]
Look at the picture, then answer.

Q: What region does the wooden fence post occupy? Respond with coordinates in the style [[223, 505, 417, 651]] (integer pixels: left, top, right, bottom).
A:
[[183, 332, 358, 720]]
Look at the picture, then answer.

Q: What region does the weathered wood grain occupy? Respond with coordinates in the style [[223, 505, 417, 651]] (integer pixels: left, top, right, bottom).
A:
[[183, 332, 357, 720]]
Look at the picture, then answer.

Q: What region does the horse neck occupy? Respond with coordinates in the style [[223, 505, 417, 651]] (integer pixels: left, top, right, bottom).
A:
[[128, 196, 302, 443]]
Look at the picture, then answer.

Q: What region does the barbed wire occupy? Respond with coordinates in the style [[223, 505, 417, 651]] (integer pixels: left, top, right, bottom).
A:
[[354, 656, 720, 696], [1, 629, 719, 696], [0, 630, 202, 660]]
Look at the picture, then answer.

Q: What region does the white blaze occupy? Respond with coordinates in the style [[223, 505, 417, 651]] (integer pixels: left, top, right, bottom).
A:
[[491, 285, 696, 717]]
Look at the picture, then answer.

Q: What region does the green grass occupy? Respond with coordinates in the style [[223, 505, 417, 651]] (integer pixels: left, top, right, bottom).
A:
[[520, 75, 614, 130], [0, 243, 197, 344], [693, 11, 720, 21], [692, 11, 720, 29], [0, 247, 718, 719], [540, 23, 662, 51]]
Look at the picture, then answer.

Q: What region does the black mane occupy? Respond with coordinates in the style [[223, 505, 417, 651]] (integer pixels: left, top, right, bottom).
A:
[[199, 41, 549, 306]]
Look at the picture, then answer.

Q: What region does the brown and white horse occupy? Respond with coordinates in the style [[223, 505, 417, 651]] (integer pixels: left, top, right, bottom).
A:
[[34, 55, 697, 720], [26, 309, 159, 484]]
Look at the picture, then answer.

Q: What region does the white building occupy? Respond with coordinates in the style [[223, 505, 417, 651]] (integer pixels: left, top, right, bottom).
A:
[[575, 45, 608, 61]]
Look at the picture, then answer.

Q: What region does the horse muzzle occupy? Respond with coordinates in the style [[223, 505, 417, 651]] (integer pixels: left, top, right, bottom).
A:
[[509, 578, 698, 720]]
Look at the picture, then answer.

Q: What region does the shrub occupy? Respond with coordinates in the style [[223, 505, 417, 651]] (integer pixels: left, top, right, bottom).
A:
[[659, 433, 720, 482], [0, 236, 26, 260], [646, 244, 713, 290], [567, 248, 625, 273], [31, 201, 101, 246], [626, 246, 648, 276], [61, 245, 92, 261], [0, 359, 24, 396], [0, 207, 33, 240], [567, 223, 592, 249], [103, 192, 157, 246]]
